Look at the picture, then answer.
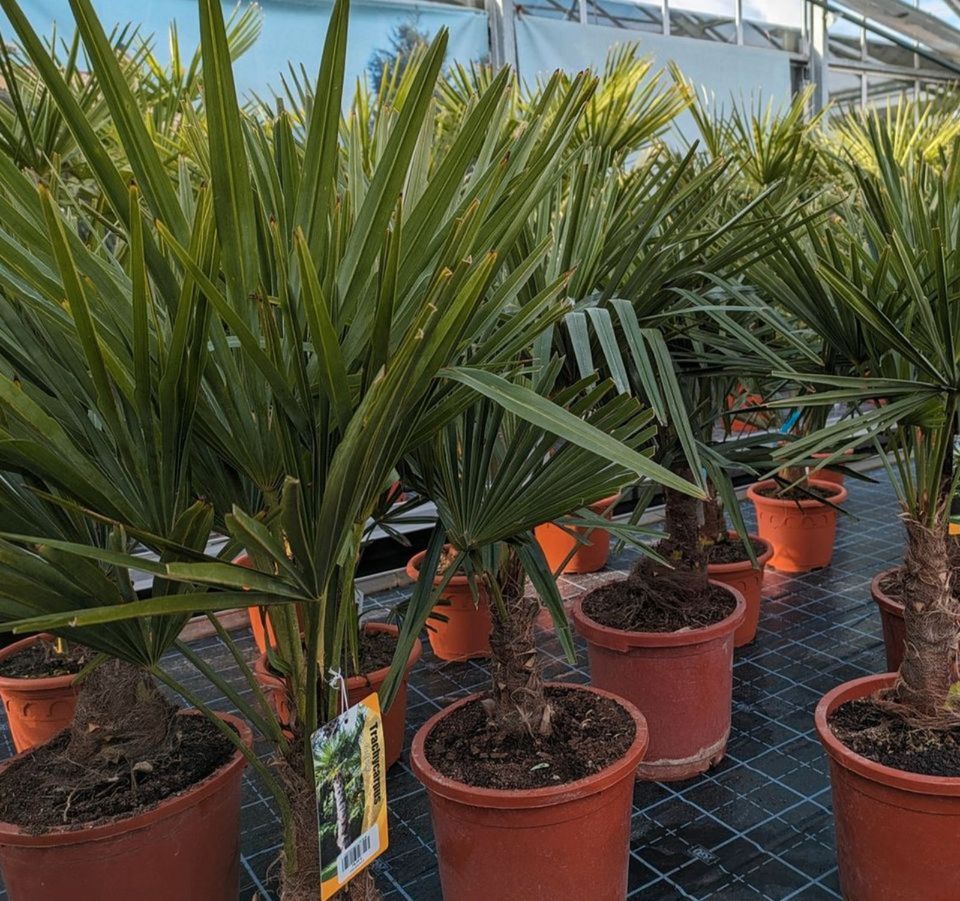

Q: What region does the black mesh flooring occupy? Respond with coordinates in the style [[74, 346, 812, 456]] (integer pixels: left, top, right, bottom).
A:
[[0, 469, 899, 900]]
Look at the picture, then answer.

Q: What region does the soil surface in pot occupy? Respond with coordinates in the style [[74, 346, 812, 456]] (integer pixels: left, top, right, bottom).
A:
[[0, 639, 94, 679], [582, 570, 736, 633], [0, 715, 235, 832], [705, 537, 768, 566], [424, 686, 635, 790], [829, 698, 960, 777], [756, 484, 839, 502]]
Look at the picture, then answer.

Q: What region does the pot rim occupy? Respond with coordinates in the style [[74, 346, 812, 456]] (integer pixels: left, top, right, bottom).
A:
[[746, 478, 848, 509], [870, 567, 904, 617], [815, 673, 960, 796], [406, 547, 473, 588], [0, 710, 252, 846], [705, 532, 773, 575], [255, 621, 422, 691], [571, 581, 747, 651], [410, 682, 648, 810], [0, 633, 79, 693]]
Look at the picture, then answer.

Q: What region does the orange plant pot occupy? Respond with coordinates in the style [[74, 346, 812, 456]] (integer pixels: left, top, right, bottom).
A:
[[406, 550, 492, 661], [0, 635, 80, 753], [411, 684, 647, 901], [815, 673, 960, 901], [706, 534, 773, 647], [0, 711, 250, 901], [253, 622, 421, 767], [871, 568, 906, 673], [746, 479, 847, 573], [809, 448, 853, 487], [236, 554, 304, 655], [534, 494, 620, 575], [726, 391, 766, 434], [572, 584, 745, 781]]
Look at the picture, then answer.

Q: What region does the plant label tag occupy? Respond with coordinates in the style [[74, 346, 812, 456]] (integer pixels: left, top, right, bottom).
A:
[[313, 693, 389, 899]]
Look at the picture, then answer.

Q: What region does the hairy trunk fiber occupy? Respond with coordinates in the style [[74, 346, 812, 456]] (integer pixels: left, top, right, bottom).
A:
[[660, 467, 707, 588], [488, 550, 552, 737], [701, 491, 724, 545], [778, 465, 807, 488], [67, 659, 176, 768], [892, 516, 959, 716]]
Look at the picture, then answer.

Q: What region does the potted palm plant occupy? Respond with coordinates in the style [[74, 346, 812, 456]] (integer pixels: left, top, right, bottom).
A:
[[0, 2, 661, 898], [390, 371, 701, 900], [769, 128, 960, 898], [537, 145, 810, 777], [0, 144, 256, 901]]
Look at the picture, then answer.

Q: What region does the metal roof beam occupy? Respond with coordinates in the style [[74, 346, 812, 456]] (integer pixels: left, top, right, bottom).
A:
[[837, 0, 960, 60]]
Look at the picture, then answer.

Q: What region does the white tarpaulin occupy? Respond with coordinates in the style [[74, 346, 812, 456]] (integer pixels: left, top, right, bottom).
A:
[[516, 15, 794, 143]]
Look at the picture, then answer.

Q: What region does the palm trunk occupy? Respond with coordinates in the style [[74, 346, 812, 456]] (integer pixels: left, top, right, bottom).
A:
[[701, 489, 723, 545], [893, 515, 959, 715], [660, 466, 707, 585], [488, 549, 552, 737], [333, 773, 350, 853]]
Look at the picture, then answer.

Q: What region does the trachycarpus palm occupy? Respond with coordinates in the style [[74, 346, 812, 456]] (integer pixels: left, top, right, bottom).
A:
[[769, 130, 960, 720], [0, 1, 696, 898]]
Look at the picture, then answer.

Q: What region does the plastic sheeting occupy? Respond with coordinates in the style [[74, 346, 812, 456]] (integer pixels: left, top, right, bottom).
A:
[[516, 15, 794, 143], [0, 0, 489, 99]]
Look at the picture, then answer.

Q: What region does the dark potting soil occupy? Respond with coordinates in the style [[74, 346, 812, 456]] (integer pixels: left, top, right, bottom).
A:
[[582, 571, 737, 633], [829, 698, 960, 777], [757, 483, 840, 502], [424, 686, 636, 790], [0, 639, 95, 679], [706, 536, 768, 566], [0, 715, 235, 832], [356, 629, 398, 674]]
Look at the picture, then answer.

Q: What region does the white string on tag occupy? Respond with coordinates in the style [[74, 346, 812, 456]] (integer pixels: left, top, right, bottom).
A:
[[327, 668, 349, 715]]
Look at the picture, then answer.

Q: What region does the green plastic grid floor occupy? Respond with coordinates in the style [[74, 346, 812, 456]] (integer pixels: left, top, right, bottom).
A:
[[0, 470, 900, 900]]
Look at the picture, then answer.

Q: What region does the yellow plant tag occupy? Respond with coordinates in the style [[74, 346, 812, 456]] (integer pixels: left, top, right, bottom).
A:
[[314, 693, 389, 900]]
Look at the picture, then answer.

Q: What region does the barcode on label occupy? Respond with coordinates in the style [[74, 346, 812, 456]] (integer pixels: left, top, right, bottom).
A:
[[336, 824, 380, 882]]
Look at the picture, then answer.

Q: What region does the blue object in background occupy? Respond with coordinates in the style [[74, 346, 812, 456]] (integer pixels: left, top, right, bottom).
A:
[[0, 0, 489, 99]]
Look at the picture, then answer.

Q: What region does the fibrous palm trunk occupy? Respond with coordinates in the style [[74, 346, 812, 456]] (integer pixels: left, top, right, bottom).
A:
[[333, 772, 350, 853], [893, 514, 959, 717], [660, 466, 708, 587], [488, 549, 552, 737]]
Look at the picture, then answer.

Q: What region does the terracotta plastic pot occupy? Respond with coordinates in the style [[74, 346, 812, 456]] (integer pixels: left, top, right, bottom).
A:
[[406, 550, 491, 660], [746, 478, 847, 573], [809, 448, 853, 487], [235, 554, 278, 655], [707, 533, 773, 648], [572, 583, 745, 781], [0, 711, 251, 901], [0, 634, 80, 753], [411, 683, 647, 901], [253, 622, 421, 768], [871, 568, 906, 673], [534, 494, 620, 575], [815, 673, 960, 901]]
